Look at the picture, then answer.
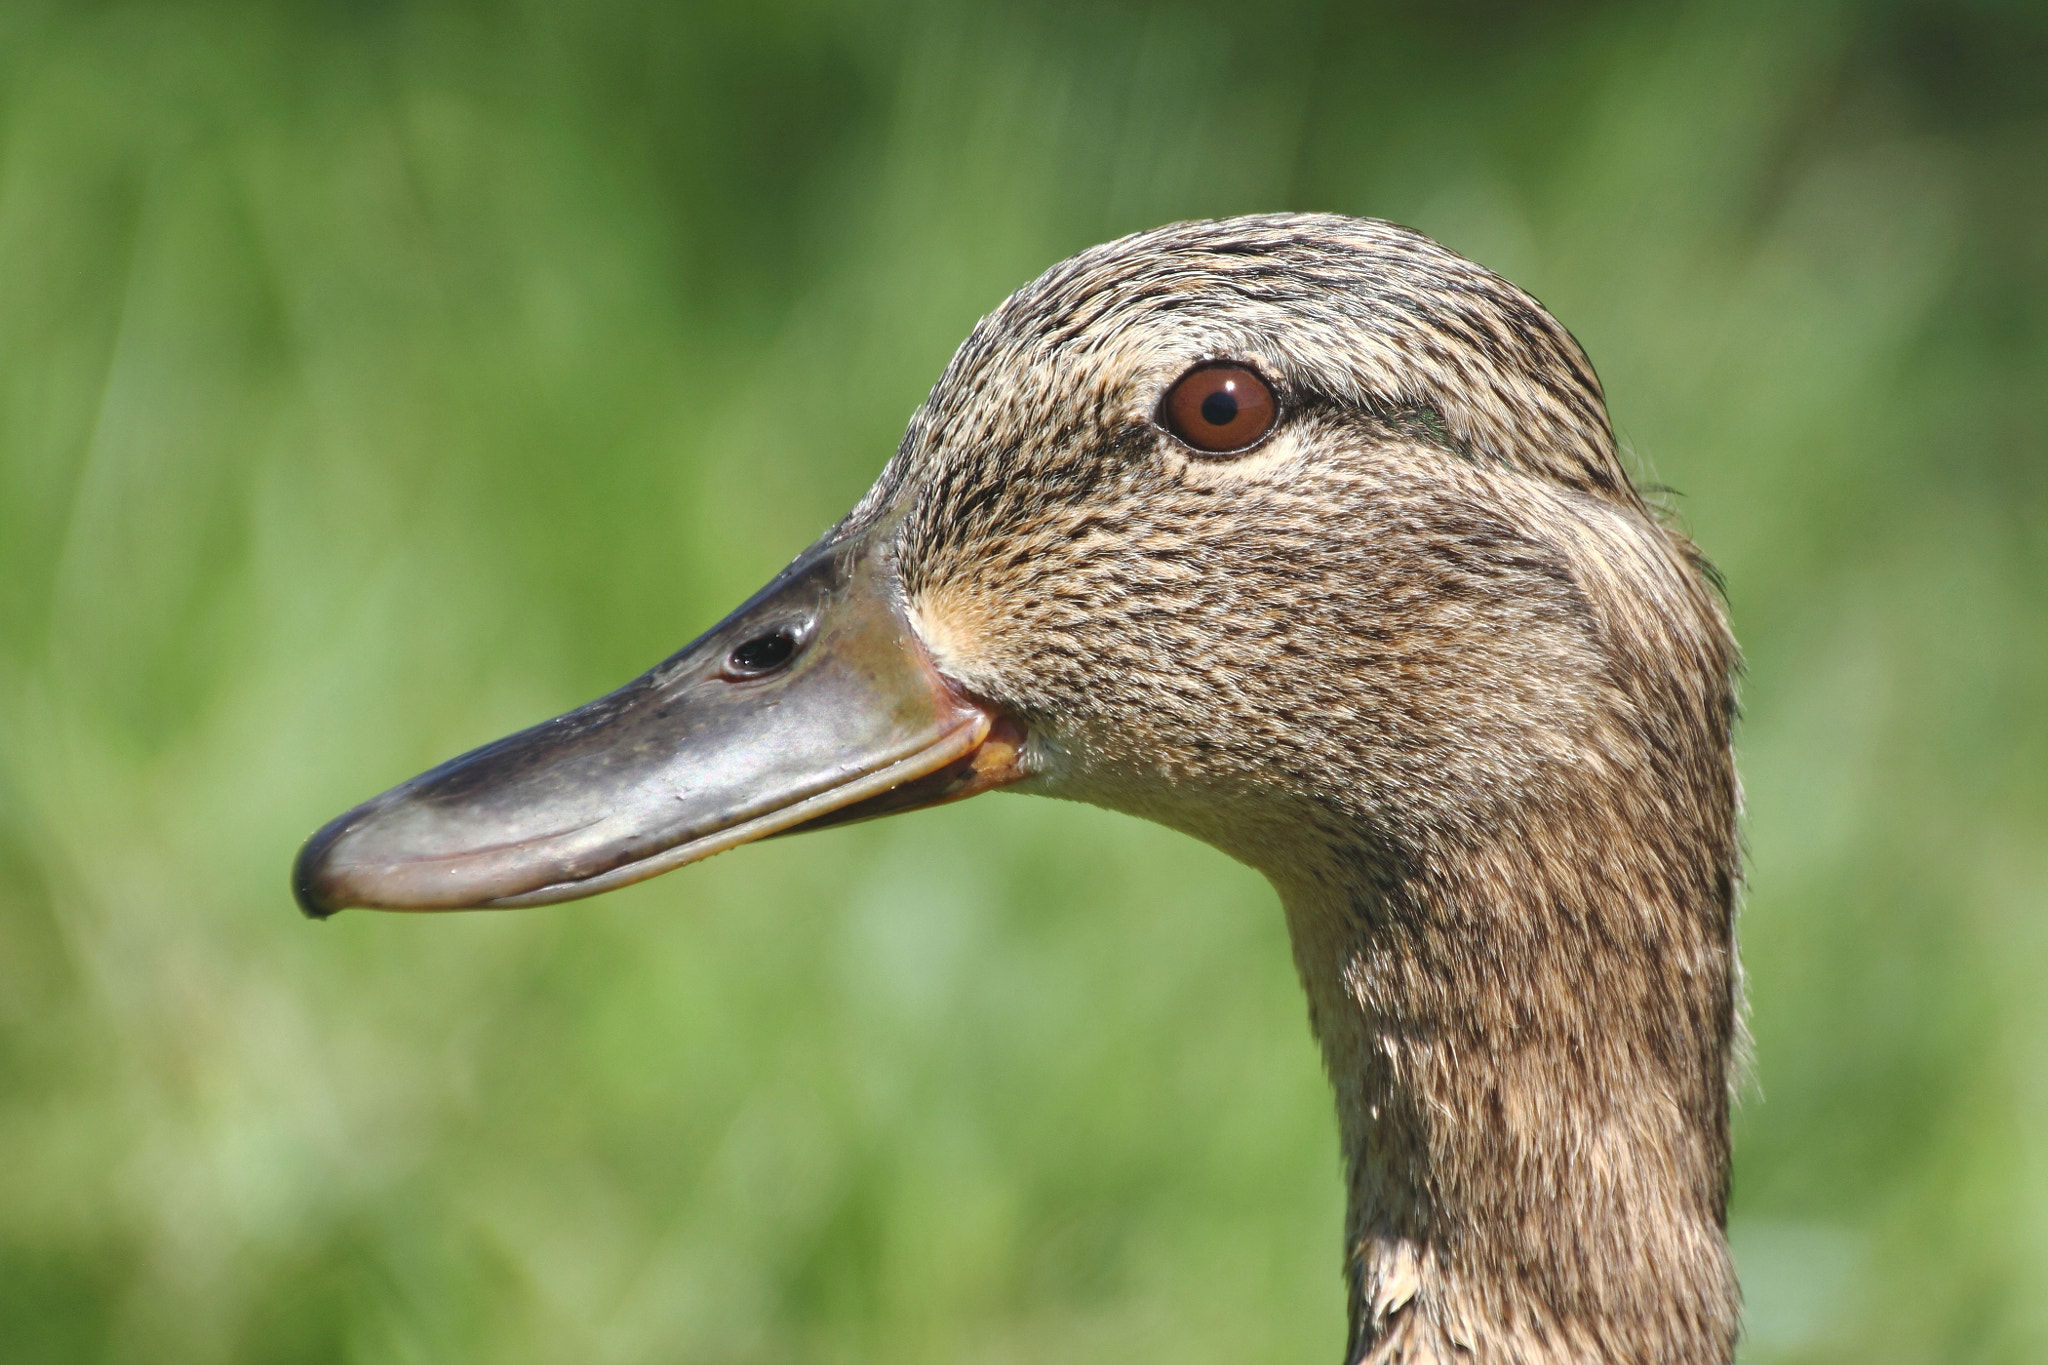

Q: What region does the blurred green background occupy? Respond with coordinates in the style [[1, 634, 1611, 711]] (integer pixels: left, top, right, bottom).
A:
[[1, 0, 2044, 1360]]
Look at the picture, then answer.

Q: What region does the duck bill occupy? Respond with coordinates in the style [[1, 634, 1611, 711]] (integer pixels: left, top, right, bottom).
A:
[[292, 523, 1025, 918]]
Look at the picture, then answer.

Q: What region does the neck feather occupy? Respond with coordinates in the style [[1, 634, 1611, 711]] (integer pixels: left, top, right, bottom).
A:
[[1276, 792, 1741, 1365]]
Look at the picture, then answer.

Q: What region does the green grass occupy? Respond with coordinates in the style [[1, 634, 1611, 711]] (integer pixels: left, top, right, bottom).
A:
[[1, 1, 2044, 1360]]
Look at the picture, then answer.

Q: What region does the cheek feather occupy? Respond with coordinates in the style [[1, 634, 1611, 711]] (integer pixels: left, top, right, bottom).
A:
[[908, 583, 1006, 692], [1162, 422, 1317, 488]]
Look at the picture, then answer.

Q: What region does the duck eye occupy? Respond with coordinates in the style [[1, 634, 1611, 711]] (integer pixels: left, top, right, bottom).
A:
[[1160, 362, 1277, 455], [724, 628, 801, 678]]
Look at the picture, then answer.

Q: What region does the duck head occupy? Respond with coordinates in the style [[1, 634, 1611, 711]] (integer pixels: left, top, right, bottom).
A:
[[295, 214, 1742, 1364], [295, 213, 1714, 912]]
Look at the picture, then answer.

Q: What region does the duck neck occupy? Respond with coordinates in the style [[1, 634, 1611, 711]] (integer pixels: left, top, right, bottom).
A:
[[1274, 813, 1740, 1365]]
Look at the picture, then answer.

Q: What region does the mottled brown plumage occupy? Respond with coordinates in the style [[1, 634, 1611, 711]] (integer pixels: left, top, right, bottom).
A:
[[295, 211, 1744, 1363], [855, 214, 1743, 1363]]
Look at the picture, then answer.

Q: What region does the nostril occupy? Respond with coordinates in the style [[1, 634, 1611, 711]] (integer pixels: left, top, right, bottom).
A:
[[724, 628, 801, 678]]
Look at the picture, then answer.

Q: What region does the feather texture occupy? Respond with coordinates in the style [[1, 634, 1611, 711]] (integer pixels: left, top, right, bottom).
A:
[[854, 214, 1741, 1364]]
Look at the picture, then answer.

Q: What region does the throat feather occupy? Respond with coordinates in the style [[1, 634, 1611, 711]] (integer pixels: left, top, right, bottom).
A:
[[1277, 807, 1739, 1365]]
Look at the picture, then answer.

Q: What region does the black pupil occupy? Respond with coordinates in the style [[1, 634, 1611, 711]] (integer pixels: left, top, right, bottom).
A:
[[1200, 387, 1239, 427], [730, 630, 797, 674]]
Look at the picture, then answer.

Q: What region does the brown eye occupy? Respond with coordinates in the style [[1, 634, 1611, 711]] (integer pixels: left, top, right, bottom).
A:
[[1160, 362, 1277, 455]]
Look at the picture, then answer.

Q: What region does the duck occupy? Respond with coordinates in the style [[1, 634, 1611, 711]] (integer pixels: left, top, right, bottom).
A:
[[294, 213, 1744, 1365]]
